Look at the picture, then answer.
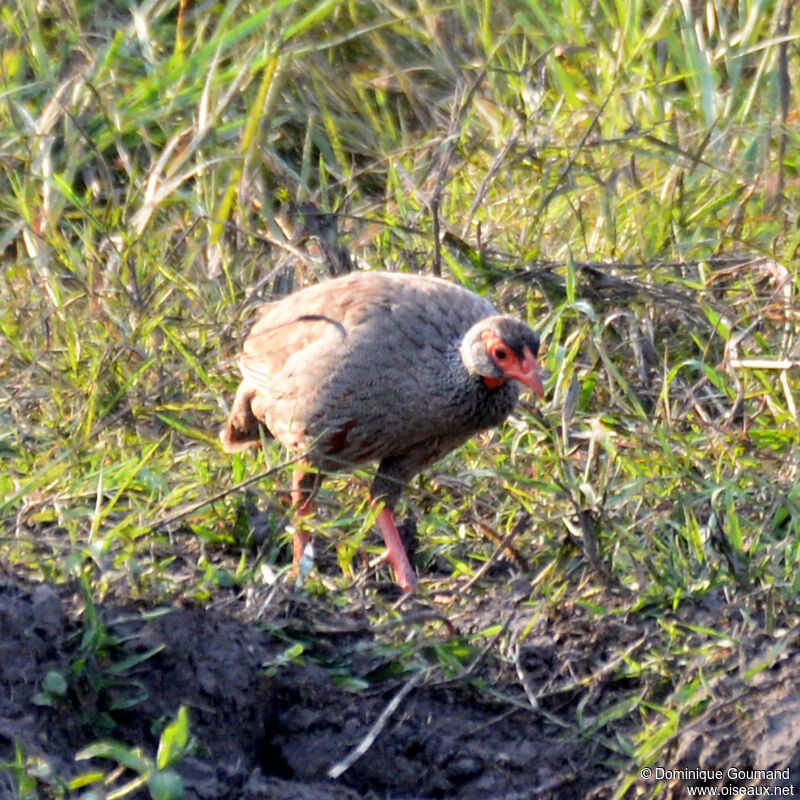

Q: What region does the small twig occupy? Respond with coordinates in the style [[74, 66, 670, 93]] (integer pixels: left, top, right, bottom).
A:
[[773, 0, 794, 211], [539, 84, 614, 211], [534, 634, 649, 702], [512, 642, 539, 711], [461, 513, 531, 592], [780, 369, 799, 425], [427, 68, 488, 276], [461, 116, 525, 238], [728, 358, 800, 370], [472, 512, 531, 571], [328, 668, 431, 779], [375, 611, 458, 637], [554, 478, 616, 587]]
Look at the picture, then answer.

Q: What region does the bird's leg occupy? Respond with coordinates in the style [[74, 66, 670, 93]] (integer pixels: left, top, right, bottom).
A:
[[371, 454, 423, 592], [290, 466, 317, 572], [374, 505, 418, 592]]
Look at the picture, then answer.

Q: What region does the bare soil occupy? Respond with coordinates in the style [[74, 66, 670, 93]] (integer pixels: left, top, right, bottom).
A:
[[1, 573, 799, 799]]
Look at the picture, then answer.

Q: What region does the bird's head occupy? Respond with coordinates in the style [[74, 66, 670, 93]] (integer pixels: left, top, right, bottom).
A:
[[461, 316, 545, 398]]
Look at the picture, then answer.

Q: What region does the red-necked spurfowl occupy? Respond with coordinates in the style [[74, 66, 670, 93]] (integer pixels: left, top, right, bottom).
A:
[[221, 271, 544, 592]]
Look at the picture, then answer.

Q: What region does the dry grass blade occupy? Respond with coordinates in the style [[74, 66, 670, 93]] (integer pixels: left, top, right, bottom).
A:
[[327, 667, 432, 779]]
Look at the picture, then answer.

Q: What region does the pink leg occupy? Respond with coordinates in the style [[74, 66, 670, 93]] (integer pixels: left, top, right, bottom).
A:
[[291, 467, 314, 572], [375, 507, 418, 592]]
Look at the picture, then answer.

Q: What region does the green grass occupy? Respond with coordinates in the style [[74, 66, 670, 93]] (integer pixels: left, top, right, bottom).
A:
[[1, 0, 799, 796]]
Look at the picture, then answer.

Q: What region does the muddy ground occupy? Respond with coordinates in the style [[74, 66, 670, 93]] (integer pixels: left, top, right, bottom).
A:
[[1, 572, 799, 799]]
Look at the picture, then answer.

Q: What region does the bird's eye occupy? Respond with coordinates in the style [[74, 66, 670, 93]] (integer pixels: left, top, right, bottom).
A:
[[495, 348, 508, 360]]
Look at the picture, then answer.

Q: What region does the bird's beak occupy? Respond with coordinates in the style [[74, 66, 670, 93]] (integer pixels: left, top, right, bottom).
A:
[[505, 346, 545, 399]]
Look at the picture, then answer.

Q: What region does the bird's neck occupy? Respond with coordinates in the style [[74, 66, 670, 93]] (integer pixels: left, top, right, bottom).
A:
[[441, 349, 519, 428]]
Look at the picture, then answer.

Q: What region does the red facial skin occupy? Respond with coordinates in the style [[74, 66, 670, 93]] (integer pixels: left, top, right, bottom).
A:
[[481, 330, 545, 397]]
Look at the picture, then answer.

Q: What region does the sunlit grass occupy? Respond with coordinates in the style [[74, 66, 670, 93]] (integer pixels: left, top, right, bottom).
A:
[[1, 0, 799, 795]]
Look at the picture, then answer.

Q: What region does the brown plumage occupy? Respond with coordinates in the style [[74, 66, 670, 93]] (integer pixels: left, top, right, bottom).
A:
[[221, 271, 544, 591]]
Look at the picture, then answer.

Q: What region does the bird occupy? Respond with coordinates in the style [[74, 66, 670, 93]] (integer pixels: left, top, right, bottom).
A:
[[221, 270, 544, 592]]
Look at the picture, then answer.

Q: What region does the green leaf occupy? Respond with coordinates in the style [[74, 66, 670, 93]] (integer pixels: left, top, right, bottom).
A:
[[157, 706, 190, 769], [75, 741, 149, 774], [148, 770, 184, 800], [41, 670, 68, 696]]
